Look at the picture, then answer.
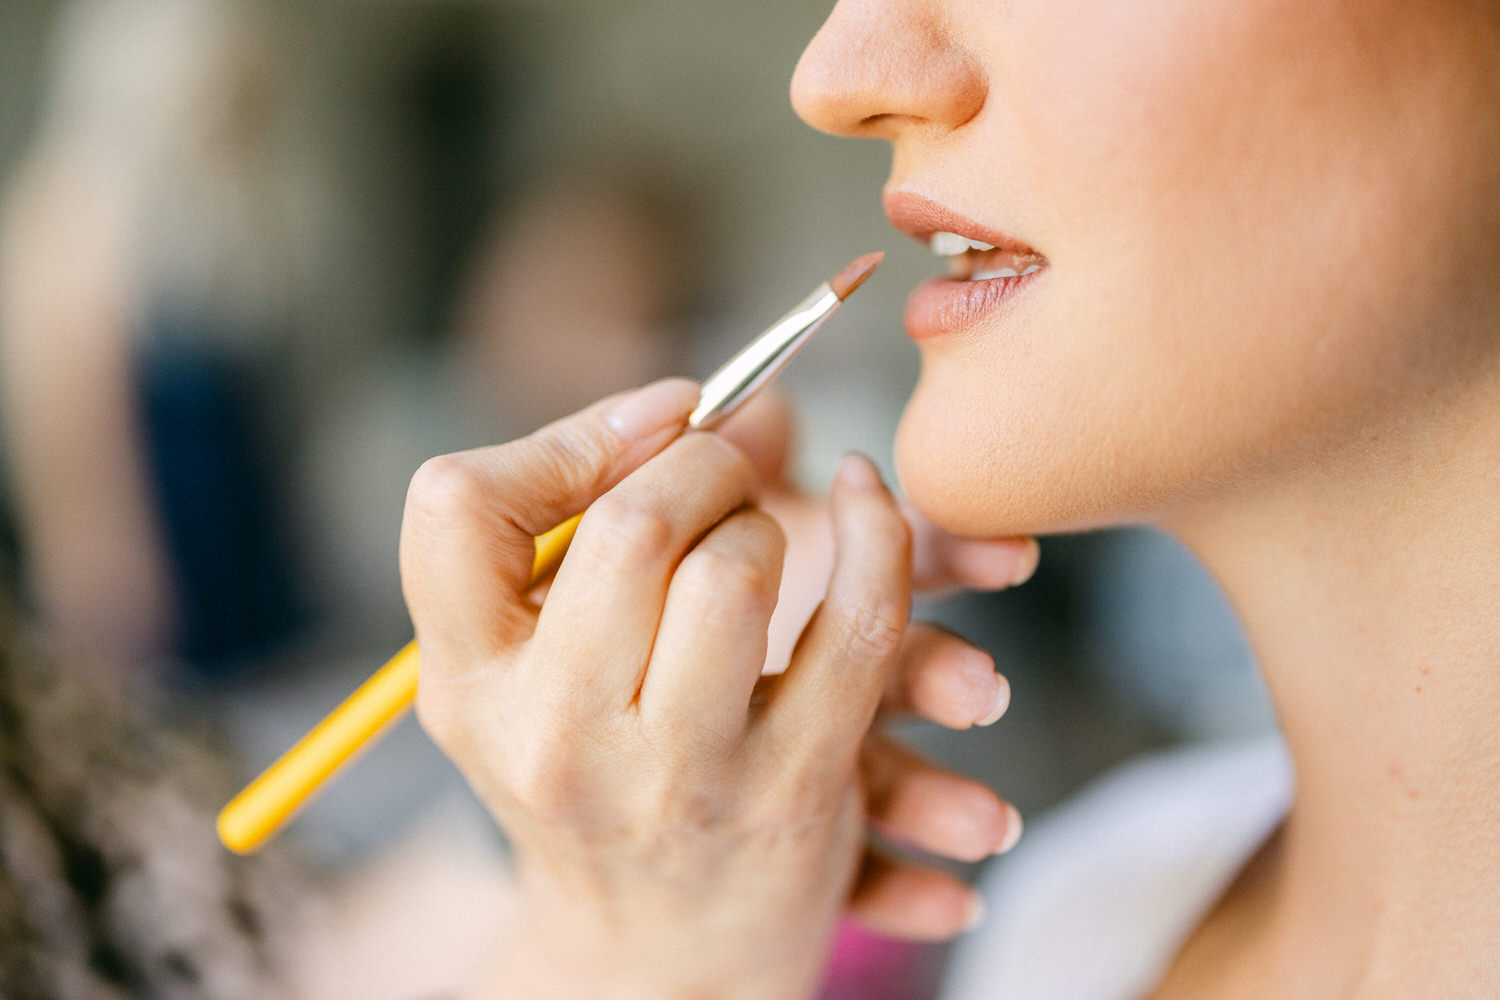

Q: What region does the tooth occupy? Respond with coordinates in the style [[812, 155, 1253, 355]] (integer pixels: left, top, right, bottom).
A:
[[929, 231, 971, 257], [972, 268, 1020, 280], [1021, 264, 1041, 275], [966, 238, 997, 252]]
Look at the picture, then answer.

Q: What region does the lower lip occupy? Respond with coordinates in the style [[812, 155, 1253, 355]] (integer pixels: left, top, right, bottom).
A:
[[903, 269, 1044, 341]]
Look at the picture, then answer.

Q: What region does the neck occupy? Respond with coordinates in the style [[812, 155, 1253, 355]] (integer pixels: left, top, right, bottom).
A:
[[1167, 381, 1500, 994]]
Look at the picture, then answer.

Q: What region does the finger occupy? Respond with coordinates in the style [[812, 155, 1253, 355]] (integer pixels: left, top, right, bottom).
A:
[[847, 852, 982, 942], [908, 507, 1039, 596], [880, 622, 1010, 730], [639, 507, 786, 752], [401, 378, 699, 663], [522, 431, 758, 713], [862, 735, 1021, 863], [757, 454, 912, 769]]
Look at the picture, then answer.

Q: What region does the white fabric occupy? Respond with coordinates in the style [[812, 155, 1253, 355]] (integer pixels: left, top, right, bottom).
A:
[[941, 735, 1292, 1000]]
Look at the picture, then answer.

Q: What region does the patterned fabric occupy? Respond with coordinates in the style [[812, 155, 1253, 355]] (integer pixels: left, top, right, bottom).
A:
[[0, 610, 301, 999]]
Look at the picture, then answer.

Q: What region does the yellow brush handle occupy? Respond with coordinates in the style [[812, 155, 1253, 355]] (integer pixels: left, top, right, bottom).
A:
[[216, 512, 584, 854]]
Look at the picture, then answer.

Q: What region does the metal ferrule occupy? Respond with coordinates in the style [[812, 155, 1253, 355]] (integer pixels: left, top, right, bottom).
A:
[[688, 283, 840, 430]]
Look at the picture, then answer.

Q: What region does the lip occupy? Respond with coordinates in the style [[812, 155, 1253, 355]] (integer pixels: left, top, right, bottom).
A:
[[883, 190, 1040, 257], [903, 270, 1044, 341], [884, 189, 1046, 341]]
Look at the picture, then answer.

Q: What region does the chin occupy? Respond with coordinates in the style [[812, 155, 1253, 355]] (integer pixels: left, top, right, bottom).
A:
[[893, 375, 1155, 540], [893, 383, 1037, 538]]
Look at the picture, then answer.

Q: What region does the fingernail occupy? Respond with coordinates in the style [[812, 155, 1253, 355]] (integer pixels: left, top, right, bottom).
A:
[[1012, 538, 1041, 586], [994, 803, 1023, 855], [976, 673, 1010, 727], [964, 893, 987, 931], [603, 378, 700, 439], [837, 452, 884, 492]]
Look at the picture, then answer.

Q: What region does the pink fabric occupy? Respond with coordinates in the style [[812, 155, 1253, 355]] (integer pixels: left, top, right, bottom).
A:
[[820, 919, 937, 1000]]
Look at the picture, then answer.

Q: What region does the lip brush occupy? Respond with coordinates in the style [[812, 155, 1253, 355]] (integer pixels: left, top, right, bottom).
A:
[[216, 251, 883, 853]]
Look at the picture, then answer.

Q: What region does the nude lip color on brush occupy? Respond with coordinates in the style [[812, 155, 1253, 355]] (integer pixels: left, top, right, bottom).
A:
[[216, 251, 883, 854]]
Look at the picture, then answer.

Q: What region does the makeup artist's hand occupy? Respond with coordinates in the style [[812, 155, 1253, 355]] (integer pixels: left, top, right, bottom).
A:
[[714, 391, 1040, 681], [401, 379, 1031, 1000]]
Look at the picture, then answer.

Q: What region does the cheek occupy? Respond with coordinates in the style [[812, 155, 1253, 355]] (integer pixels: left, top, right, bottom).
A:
[[898, 0, 1494, 535], [1009, 0, 1331, 263]]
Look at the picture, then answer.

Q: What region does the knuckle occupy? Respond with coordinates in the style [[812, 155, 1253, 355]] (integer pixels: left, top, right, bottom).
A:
[[583, 493, 678, 567], [528, 424, 615, 498], [505, 757, 561, 818], [761, 766, 850, 829], [505, 733, 586, 824], [660, 791, 725, 837], [678, 546, 778, 610], [839, 594, 909, 664], [406, 453, 488, 526], [681, 720, 738, 762]]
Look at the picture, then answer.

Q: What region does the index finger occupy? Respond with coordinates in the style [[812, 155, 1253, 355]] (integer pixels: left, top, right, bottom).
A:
[[399, 378, 700, 661]]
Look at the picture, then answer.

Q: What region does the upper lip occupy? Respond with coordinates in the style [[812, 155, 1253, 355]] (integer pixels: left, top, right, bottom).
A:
[[882, 190, 1041, 258]]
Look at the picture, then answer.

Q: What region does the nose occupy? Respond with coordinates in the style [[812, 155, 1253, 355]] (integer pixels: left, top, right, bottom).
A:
[[791, 0, 986, 140]]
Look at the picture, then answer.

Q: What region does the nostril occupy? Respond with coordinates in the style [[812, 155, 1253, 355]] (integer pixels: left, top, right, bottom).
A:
[[792, 3, 988, 139]]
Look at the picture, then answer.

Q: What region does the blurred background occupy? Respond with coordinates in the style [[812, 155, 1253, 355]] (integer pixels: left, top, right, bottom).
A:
[[0, 1, 1275, 997]]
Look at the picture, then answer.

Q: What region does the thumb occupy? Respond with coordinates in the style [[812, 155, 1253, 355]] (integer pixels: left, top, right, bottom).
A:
[[400, 377, 699, 657]]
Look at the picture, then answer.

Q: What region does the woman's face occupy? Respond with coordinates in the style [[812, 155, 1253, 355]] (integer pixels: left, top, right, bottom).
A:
[[793, 0, 1500, 537]]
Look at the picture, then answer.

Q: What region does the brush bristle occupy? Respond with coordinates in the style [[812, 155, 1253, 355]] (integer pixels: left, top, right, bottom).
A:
[[829, 251, 884, 301]]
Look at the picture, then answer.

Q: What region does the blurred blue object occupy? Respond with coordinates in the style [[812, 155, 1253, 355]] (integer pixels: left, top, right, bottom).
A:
[[1081, 528, 1275, 739], [134, 316, 306, 677]]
